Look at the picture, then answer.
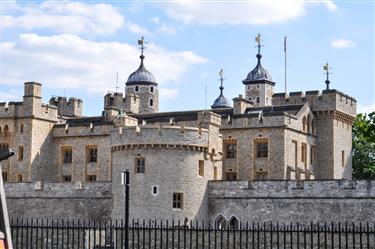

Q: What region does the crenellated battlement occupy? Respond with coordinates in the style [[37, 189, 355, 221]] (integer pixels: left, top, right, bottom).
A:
[[53, 122, 113, 137], [0, 102, 23, 117], [272, 89, 356, 117], [111, 125, 210, 151]]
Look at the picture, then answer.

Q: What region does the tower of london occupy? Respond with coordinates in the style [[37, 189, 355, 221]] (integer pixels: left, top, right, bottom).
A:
[[2, 37, 374, 225]]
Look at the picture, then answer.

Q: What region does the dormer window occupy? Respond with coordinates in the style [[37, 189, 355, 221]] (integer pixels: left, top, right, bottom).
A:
[[135, 86, 139, 92]]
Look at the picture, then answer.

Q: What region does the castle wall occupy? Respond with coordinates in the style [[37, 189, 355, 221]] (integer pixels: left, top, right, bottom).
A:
[[4, 182, 112, 220], [220, 127, 285, 180], [52, 124, 113, 182], [208, 180, 375, 224]]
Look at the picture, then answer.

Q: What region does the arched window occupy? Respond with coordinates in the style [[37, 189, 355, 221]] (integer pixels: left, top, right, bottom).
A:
[[150, 86, 154, 93], [229, 216, 239, 230], [215, 216, 226, 229], [20, 124, 24, 133], [135, 86, 139, 92], [256, 97, 260, 104], [3, 125, 9, 137], [307, 114, 311, 133], [302, 116, 307, 132], [0, 126, 2, 135], [149, 99, 153, 107]]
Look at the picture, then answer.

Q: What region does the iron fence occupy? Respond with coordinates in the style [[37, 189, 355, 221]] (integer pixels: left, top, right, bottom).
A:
[[10, 219, 375, 249]]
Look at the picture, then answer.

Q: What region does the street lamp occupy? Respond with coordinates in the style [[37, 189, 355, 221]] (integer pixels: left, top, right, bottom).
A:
[[121, 170, 130, 249]]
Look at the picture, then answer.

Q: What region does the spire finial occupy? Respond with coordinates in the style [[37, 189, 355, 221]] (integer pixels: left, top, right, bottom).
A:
[[323, 62, 331, 90], [255, 33, 263, 61], [137, 36, 147, 63], [219, 68, 224, 95]]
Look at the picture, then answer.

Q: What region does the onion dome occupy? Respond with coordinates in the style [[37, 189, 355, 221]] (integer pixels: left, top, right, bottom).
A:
[[212, 69, 231, 109], [242, 53, 272, 83], [126, 54, 156, 85]]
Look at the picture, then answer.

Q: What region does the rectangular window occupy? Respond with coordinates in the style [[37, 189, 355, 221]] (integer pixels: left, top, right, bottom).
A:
[[198, 160, 204, 177], [17, 174, 23, 182], [0, 144, 9, 150], [255, 172, 268, 180], [18, 146, 24, 161], [342, 150, 345, 167], [310, 146, 316, 165], [257, 143, 268, 158], [135, 157, 145, 174], [292, 140, 298, 167], [225, 172, 237, 181], [86, 175, 97, 182], [2, 172, 8, 182], [226, 143, 237, 159], [62, 148, 73, 164], [173, 193, 183, 209], [87, 147, 97, 163], [301, 143, 307, 163], [63, 175, 72, 182]]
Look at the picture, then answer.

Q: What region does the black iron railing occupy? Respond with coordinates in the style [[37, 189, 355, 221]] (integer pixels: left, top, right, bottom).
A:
[[10, 219, 375, 249]]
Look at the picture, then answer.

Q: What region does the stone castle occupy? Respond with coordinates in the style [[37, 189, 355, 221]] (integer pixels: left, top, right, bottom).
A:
[[2, 37, 374, 225]]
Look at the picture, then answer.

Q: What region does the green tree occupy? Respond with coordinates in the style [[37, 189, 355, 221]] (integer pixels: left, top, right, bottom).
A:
[[352, 111, 375, 179]]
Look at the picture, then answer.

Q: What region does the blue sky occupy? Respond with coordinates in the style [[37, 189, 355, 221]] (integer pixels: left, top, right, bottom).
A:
[[1, 0, 374, 115]]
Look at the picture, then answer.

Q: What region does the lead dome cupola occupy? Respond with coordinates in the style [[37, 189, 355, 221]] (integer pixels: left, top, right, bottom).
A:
[[126, 54, 156, 85], [243, 53, 272, 83], [211, 69, 231, 109]]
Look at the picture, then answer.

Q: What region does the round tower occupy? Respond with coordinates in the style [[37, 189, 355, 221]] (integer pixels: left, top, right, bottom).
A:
[[125, 37, 159, 113]]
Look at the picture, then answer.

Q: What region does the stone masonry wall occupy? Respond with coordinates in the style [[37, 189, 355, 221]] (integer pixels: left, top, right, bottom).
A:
[[208, 180, 375, 224], [5, 182, 112, 220]]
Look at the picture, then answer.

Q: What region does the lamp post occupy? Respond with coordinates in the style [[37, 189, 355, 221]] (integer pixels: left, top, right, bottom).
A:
[[0, 149, 15, 249], [121, 169, 130, 249]]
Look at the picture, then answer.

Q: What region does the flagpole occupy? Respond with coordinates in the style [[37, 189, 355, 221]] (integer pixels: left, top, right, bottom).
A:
[[284, 36, 287, 93]]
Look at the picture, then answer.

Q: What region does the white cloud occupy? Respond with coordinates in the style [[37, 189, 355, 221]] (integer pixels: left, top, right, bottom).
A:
[[358, 103, 375, 114], [331, 39, 357, 48], [322, 0, 338, 11], [162, 0, 338, 25], [149, 16, 160, 24], [3, 1, 124, 36], [163, 0, 306, 25], [125, 21, 152, 36], [160, 88, 179, 98], [2, 33, 207, 96], [157, 24, 176, 35]]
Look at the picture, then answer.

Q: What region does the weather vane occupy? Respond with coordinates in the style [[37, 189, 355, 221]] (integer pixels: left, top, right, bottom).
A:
[[255, 33, 263, 54], [323, 62, 332, 90], [138, 36, 147, 56]]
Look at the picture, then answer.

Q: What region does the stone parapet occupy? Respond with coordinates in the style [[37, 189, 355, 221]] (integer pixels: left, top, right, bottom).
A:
[[111, 125, 209, 149], [208, 180, 375, 199]]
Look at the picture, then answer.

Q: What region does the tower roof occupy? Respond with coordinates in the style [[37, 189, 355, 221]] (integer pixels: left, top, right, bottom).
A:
[[126, 38, 157, 86], [243, 53, 272, 83], [126, 55, 156, 85], [212, 69, 231, 109], [242, 34, 273, 84]]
